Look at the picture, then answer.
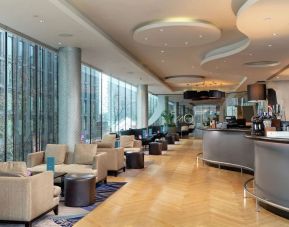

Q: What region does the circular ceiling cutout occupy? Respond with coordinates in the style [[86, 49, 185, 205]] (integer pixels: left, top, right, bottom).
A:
[[165, 75, 205, 83], [133, 18, 221, 47], [244, 61, 280, 67]]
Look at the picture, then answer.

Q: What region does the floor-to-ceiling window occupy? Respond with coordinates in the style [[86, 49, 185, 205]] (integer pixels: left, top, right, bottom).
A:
[[148, 93, 158, 119], [81, 64, 137, 141], [0, 28, 58, 161]]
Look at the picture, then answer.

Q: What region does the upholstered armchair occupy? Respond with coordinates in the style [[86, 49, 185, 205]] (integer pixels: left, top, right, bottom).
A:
[[0, 162, 60, 227], [120, 135, 142, 152], [93, 134, 125, 176]]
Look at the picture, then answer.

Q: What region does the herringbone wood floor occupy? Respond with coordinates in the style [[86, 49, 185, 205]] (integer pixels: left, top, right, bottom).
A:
[[75, 138, 289, 227]]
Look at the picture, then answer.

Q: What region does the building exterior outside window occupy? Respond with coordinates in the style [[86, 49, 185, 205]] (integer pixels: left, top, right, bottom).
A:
[[0, 29, 58, 162], [81, 64, 137, 142]]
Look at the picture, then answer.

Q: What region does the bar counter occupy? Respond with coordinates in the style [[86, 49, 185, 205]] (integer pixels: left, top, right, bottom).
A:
[[201, 128, 254, 171], [245, 135, 289, 210]]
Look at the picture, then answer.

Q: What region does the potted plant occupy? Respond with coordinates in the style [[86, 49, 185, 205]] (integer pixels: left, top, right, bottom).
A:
[[161, 111, 176, 133]]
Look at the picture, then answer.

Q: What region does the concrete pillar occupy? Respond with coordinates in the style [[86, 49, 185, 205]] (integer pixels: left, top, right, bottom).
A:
[[137, 85, 148, 128], [165, 96, 169, 112], [175, 102, 180, 125], [58, 47, 81, 152]]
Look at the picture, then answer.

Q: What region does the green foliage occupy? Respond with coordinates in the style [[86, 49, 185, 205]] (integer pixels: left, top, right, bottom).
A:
[[161, 111, 176, 127]]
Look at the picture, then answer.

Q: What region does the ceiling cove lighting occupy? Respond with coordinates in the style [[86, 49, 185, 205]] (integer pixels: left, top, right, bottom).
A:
[[247, 83, 266, 102]]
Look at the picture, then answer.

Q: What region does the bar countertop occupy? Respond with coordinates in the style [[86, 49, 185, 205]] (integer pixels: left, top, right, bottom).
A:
[[199, 127, 251, 133], [244, 134, 289, 144]]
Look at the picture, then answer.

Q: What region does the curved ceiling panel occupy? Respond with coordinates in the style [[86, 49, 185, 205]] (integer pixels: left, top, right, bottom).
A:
[[201, 0, 289, 88], [201, 38, 250, 65], [133, 18, 221, 47]]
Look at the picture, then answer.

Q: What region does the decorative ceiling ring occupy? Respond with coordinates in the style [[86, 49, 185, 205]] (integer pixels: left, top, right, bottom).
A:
[[133, 18, 221, 47], [165, 75, 205, 83]]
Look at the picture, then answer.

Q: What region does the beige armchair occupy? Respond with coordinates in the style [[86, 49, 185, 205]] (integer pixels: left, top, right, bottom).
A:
[[120, 135, 142, 152], [97, 145, 125, 176], [27, 144, 108, 184], [0, 171, 59, 227]]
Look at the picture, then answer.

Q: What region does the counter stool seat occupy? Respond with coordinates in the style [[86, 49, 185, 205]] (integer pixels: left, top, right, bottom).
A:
[[64, 173, 96, 207], [149, 142, 162, 155], [165, 135, 175, 145]]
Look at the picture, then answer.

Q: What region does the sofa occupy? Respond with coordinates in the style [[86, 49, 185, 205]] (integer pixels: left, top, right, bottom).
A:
[[0, 162, 60, 227], [27, 144, 108, 183]]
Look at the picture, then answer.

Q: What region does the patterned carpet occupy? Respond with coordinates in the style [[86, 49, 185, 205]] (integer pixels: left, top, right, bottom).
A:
[[34, 182, 126, 227]]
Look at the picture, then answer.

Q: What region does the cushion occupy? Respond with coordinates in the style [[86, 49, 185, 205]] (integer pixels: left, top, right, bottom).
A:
[[120, 135, 134, 148], [74, 144, 97, 165], [96, 141, 114, 148], [45, 144, 68, 164], [0, 162, 28, 177], [102, 134, 116, 144]]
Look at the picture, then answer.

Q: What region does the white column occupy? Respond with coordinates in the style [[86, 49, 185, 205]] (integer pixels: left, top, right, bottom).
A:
[[137, 84, 148, 128], [58, 47, 81, 152]]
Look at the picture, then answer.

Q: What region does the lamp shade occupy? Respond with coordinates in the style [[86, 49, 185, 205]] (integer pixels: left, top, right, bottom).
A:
[[198, 91, 209, 99], [247, 84, 266, 102], [209, 90, 223, 99], [184, 90, 198, 99]]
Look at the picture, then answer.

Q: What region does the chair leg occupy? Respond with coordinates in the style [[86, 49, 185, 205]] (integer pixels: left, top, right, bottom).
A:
[[123, 167, 126, 172], [114, 171, 118, 177], [53, 205, 59, 215]]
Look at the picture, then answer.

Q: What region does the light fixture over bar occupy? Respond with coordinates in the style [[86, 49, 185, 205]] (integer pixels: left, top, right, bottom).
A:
[[247, 83, 266, 102]]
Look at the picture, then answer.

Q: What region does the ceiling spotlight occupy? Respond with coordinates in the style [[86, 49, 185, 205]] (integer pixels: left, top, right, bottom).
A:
[[272, 33, 278, 36], [160, 50, 165, 54], [164, 43, 168, 46], [223, 60, 226, 63], [160, 28, 164, 32], [276, 76, 280, 79], [161, 59, 165, 63], [39, 19, 44, 23], [58, 42, 62, 45], [268, 44, 272, 47], [184, 41, 189, 45], [144, 37, 148, 41], [199, 34, 203, 38]]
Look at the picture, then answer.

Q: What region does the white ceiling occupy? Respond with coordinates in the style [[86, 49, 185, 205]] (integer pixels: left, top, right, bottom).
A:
[[0, 0, 289, 96]]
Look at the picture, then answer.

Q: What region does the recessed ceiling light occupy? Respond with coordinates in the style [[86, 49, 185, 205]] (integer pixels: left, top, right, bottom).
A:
[[276, 76, 280, 79], [39, 19, 44, 23], [160, 28, 164, 32], [249, 53, 253, 56], [161, 59, 165, 63], [199, 34, 203, 38], [264, 17, 272, 21], [160, 50, 165, 54], [273, 33, 278, 36], [268, 44, 272, 47], [184, 41, 189, 45], [164, 43, 168, 46], [223, 60, 227, 63], [191, 65, 195, 68], [144, 37, 148, 41], [58, 42, 62, 45]]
